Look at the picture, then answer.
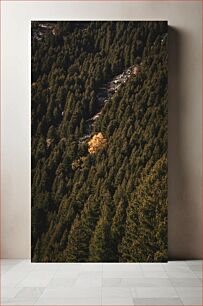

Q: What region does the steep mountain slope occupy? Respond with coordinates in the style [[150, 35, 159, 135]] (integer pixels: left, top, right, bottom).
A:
[[31, 21, 168, 262]]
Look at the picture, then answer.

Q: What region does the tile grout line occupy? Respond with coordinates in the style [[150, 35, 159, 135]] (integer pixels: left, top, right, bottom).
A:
[[165, 265, 202, 306], [7, 260, 36, 289], [165, 270, 184, 306], [101, 263, 103, 305], [33, 263, 59, 305], [2, 260, 202, 306]]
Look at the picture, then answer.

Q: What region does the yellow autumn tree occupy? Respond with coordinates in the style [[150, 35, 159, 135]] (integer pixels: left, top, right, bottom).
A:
[[88, 132, 107, 154]]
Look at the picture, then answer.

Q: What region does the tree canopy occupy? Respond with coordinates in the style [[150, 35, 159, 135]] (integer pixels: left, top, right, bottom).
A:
[[31, 21, 168, 262]]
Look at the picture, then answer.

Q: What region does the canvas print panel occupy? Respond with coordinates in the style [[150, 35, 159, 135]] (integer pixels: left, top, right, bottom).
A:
[[31, 21, 168, 262]]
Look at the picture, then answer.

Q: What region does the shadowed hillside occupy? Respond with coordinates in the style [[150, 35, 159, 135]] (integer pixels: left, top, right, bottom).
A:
[[31, 21, 168, 262]]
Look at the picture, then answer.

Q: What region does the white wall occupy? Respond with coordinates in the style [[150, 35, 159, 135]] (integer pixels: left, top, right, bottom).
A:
[[1, 1, 202, 259]]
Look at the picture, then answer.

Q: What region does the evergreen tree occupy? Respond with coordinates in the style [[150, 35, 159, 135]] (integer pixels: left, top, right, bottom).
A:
[[31, 21, 168, 262]]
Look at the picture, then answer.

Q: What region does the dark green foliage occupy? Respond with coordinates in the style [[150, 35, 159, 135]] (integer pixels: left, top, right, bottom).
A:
[[31, 21, 168, 262], [119, 155, 168, 262]]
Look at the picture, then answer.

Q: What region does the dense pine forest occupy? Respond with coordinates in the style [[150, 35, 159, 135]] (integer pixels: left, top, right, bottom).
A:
[[31, 21, 168, 262]]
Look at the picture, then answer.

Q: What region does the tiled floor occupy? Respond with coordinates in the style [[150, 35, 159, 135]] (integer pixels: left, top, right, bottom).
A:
[[1, 260, 202, 305]]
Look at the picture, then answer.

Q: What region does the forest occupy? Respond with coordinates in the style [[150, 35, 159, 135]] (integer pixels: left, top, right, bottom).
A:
[[31, 21, 168, 262]]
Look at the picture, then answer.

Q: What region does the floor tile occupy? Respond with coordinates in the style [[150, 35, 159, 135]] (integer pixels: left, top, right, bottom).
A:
[[123, 277, 172, 287], [170, 277, 202, 287], [102, 278, 122, 287], [175, 287, 202, 298], [193, 271, 202, 279], [75, 277, 102, 287], [133, 286, 178, 298], [2, 264, 35, 287], [15, 287, 45, 298], [1, 259, 24, 265], [189, 264, 202, 272], [167, 261, 187, 266], [141, 263, 165, 272], [133, 297, 183, 305], [180, 296, 202, 305], [143, 271, 168, 278], [186, 260, 202, 266], [56, 263, 82, 272], [102, 297, 134, 305], [102, 286, 132, 298], [166, 271, 197, 278], [103, 263, 142, 273], [35, 297, 102, 305], [80, 263, 103, 272], [41, 286, 101, 298], [17, 271, 55, 287], [3, 296, 38, 305], [79, 270, 102, 278], [2, 287, 22, 299], [1, 299, 10, 305], [103, 270, 144, 278], [54, 270, 80, 278], [1, 259, 202, 306], [32, 263, 59, 272], [164, 265, 192, 272], [74, 271, 102, 287], [47, 277, 76, 288], [2, 265, 15, 274]]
